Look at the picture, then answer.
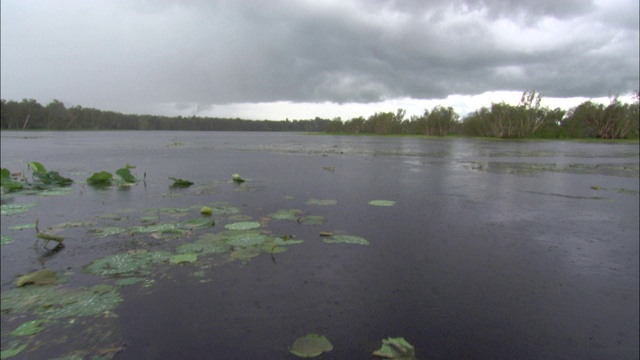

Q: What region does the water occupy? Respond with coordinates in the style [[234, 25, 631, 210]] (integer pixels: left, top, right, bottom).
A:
[[1, 131, 638, 359]]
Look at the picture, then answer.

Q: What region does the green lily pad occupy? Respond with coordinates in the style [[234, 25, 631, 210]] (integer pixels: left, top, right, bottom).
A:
[[170, 253, 198, 264], [85, 251, 171, 277], [15, 269, 57, 287], [0, 343, 27, 358], [0, 284, 123, 318], [268, 209, 302, 220], [176, 233, 230, 255], [116, 277, 146, 287], [290, 334, 333, 358], [116, 167, 137, 183], [10, 319, 48, 336], [372, 337, 416, 359], [323, 235, 370, 246], [297, 215, 325, 225], [306, 198, 337, 206], [232, 173, 245, 183], [224, 221, 261, 231], [230, 248, 260, 261], [368, 200, 396, 206], [170, 177, 194, 188], [87, 171, 113, 184], [1, 235, 15, 245], [1, 203, 37, 216], [225, 233, 270, 247]]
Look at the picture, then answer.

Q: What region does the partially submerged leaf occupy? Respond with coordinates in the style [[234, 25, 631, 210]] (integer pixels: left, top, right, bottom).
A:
[[15, 269, 57, 287], [87, 171, 113, 185], [224, 221, 261, 230], [28, 161, 47, 173], [178, 218, 214, 230], [170, 177, 194, 188], [169, 253, 198, 264], [368, 200, 396, 206], [1, 235, 15, 245], [372, 337, 416, 359], [306, 198, 337, 206], [10, 319, 48, 336], [0, 343, 27, 358], [290, 334, 333, 358], [33, 170, 73, 186], [116, 167, 137, 183], [323, 235, 370, 246], [232, 173, 245, 183]]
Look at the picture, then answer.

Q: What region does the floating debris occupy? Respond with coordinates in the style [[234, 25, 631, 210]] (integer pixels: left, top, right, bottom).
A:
[[368, 200, 396, 206], [306, 199, 337, 206], [323, 235, 370, 246]]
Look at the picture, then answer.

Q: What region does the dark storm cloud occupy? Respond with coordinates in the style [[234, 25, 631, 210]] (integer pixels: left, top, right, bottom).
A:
[[1, 0, 638, 114]]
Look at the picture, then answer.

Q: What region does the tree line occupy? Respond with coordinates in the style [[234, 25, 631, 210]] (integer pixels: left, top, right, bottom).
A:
[[1, 91, 638, 139], [325, 91, 639, 139], [0, 99, 331, 132]]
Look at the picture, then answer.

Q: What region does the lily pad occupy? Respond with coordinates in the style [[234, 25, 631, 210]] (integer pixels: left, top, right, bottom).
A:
[[232, 173, 245, 183], [306, 198, 337, 206], [1, 235, 15, 245], [15, 269, 57, 287], [323, 235, 370, 246], [85, 251, 171, 277], [170, 253, 198, 264], [115, 167, 137, 183], [230, 248, 260, 261], [10, 319, 48, 336], [1, 284, 123, 318], [224, 221, 261, 231], [116, 277, 146, 287], [169, 177, 194, 188], [1, 203, 37, 216], [368, 200, 396, 206], [0, 343, 27, 358], [290, 334, 333, 358], [268, 209, 302, 220], [92, 226, 128, 237], [87, 171, 113, 184], [297, 215, 325, 225], [372, 337, 416, 359]]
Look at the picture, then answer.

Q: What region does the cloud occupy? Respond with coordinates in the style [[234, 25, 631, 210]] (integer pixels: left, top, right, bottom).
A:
[[1, 0, 637, 118]]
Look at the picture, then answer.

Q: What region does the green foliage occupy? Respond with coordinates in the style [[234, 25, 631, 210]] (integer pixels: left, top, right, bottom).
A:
[[561, 96, 639, 139], [1, 168, 24, 192], [170, 177, 194, 188], [115, 167, 137, 183], [86, 171, 113, 184]]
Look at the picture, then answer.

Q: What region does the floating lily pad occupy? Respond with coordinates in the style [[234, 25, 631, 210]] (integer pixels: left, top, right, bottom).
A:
[[170, 177, 194, 188], [372, 337, 416, 359], [176, 233, 230, 255], [232, 173, 245, 183], [269, 209, 302, 220], [130, 223, 177, 234], [225, 232, 270, 247], [1, 284, 123, 318], [116, 167, 137, 183], [0, 343, 27, 358], [227, 214, 253, 221], [92, 226, 128, 237], [1, 235, 15, 245], [16, 269, 57, 287], [10, 319, 48, 336], [85, 251, 171, 277], [201, 203, 241, 215], [368, 200, 396, 206], [323, 235, 370, 245], [230, 248, 260, 261], [87, 171, 113, 184], [297, 215, 325, 225], [225, 221, 261, 230], [170, 253, 198, 264], [1, 203, 37, 216], [116, 277, 146, 287], [306, 199, 337, 206], [289, 334, 333, 358]]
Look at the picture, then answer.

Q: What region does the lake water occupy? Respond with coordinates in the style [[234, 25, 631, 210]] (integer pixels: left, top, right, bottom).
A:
[[1, 131, 638, 359]]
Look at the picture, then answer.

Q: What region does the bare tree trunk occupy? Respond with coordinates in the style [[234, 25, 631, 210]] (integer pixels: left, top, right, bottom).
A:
[[22, 112, 30, 129]]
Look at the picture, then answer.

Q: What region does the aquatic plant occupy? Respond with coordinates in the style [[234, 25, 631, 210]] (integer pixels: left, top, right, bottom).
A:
[[289, 334, 333, 358]]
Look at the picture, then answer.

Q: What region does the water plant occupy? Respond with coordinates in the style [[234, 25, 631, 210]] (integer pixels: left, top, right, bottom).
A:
[[372, 337, 416, 359], [289, 334, 333, 358]]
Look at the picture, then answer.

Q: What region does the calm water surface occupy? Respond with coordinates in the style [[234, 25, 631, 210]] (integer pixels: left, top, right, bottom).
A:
[[1, 131, 638, 359]]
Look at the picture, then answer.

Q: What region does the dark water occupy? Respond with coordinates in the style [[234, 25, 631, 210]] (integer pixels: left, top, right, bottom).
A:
[[1, 131, 638, 359]]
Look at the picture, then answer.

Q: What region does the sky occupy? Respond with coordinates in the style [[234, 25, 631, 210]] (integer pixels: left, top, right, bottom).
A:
[[1, 0, 638, 120]]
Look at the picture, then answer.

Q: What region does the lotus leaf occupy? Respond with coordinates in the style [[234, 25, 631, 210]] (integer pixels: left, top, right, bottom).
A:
[[230, 248, 260, 261], [200, 203, 241, 215], [116, 277, 145, 287], [323, 235, 370, 245], [115, 167, 137, 183], [225, 233, 270, 247], [306, 199, 337, 206], [170, 253, 198, 264], [297, 215, 325, 225], [130, 223, 177, 234], [368, 200, 396, 206], [0, 284, 123, 318], [170, 177, 194, 188], [85, 251, 171, 277], [269, 209, 302, 220], [176, 234, 229, 255], [1, 168, 24, 192], [0, 343, 27, 358], [10, 320, 48, 336], [33, 170, 73, 185], [1, 203, 36, 216], [1, 235, 15, 245], [15, 269, 57, 287], [289, 334, 333, 358], [224, 221, 261, 230], [87, 171, 113, 184], [372, 337, 416, 359], [28, 161, 46, 173]]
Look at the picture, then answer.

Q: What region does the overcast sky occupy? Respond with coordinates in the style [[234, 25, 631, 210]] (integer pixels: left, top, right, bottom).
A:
[[1, 0, 638, 120]]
